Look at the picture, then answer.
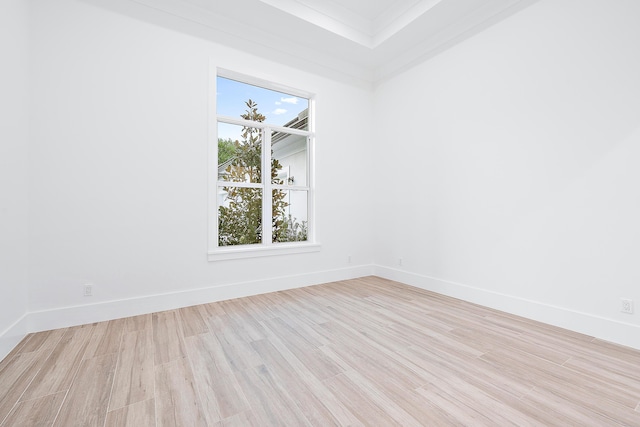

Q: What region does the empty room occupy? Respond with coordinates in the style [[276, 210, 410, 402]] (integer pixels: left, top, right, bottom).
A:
[[1, 0, 640, 425]]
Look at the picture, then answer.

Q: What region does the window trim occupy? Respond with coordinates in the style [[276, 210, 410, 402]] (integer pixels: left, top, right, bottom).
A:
[[208, 66, 318, 261], [209, 242, 321, 261]]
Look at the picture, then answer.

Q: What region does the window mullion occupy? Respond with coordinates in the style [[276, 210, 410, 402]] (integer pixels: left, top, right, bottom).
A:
[[217, 182, 263, 189], [306, 135, 314, 242], [262, 127, 273, 246], [272, 185, 309, 191]]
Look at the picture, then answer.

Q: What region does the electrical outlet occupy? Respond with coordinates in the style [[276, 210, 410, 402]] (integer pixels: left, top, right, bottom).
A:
[[347, 255, 352, 264], [84, 284, 93, 297], [398, 258, 403, 266], [620, 298, 634, 314]]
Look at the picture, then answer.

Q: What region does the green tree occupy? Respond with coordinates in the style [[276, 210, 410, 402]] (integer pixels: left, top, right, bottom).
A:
[[218, 100, 307, 246], [217, 138, 236, 165]]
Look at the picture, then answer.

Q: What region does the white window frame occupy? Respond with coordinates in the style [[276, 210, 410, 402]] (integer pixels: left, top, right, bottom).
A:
[[208, 67, 319, 261]]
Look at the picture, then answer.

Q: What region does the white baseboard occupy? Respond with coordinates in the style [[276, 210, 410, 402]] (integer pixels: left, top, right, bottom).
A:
[[0, 314, 28, 361], [6, 263, 638, 361], [27, 264, 375, 333], [374, 265, 640, 350]]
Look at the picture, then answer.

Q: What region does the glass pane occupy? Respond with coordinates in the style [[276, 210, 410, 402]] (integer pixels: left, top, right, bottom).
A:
[[218, 122, 261, 184], [272, 189, 308, 243], [217, 76, 309, 130], [272, 133, 307, 187], [218, 188, 262, 246]]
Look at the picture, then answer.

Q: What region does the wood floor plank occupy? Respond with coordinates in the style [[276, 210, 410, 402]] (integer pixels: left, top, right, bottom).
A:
[[1, 391, 66, 427], [212, 411, 263, 427], [220, 299, 267, 342], [399, 344, 533, 403], [323, 372, 408, 427], [155, 357, 207, 427], [199, 299, 227, 319], [0, 338, 29, 372], [591, 338, 640, 365], [16, 328, 66, 355], [209, 315, 263, 372], [0, 353, 41, 424], [520, 385, 630, 426], [184, 332, 250, 425], [109, 329, 155, 410], [234, 364, 313, 426], [53, 352, 118, 427], [418, 368, 542, 426], [448, 326, 570, 365], [259, 324, 361, 426], [416, 385, 501, 427], [241, 293, 284, 321], [273, 307, 331, 347], [152, 310, 186, 366], [342, 369, 424, 427], [261, 318, 343, 381], [20, 324, 94, 401], [105, 398, 155, 427], [250, 337, 347, 426], [1, 277, 640, 426], [272, 290, 331, 325], [317, 320, 435, 387], [562, 356, 640, 408], [480, 347, 640, 424], [0, 328, 66, 425], [125, 313, 152, 332], [84, 318, 125, 359], [178, 305, 209, 337], [324, 333, 426, 391]]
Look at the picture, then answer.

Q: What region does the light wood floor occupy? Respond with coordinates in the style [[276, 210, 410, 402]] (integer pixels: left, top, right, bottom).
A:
[[1, 277, 639, 426]]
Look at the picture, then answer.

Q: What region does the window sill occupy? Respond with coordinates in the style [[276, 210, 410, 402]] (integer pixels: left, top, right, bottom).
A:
[[208, 242, 321, 261]]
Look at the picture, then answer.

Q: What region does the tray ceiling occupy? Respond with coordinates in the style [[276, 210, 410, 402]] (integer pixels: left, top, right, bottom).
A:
[[84, 0, 540, 85]]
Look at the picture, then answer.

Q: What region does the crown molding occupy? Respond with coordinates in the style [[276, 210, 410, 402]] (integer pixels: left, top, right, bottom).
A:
[[80, 0, 540, 86]]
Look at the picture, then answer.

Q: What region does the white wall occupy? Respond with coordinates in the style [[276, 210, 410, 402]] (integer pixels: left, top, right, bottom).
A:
[[27, 0, 375, 329], [0, 0, 31, 359], [9, 0, 640, 354], [374, 0, 640, 348]]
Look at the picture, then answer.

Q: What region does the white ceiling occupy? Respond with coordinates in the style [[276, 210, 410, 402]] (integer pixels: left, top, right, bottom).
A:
[[257, 0, 444, 48], [302, 0, 417, 23], [87, 0, 540, 85]]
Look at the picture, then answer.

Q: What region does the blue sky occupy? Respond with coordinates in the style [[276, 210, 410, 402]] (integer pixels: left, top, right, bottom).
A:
[[217, 77, 308, 141]]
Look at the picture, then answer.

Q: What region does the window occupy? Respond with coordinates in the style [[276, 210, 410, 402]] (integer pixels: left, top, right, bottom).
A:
[[209, 70, 318, 260]]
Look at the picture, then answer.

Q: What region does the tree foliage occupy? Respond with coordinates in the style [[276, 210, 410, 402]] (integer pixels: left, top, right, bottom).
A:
[[218, 100, 307, 246], [217, 138, 236, 165]]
